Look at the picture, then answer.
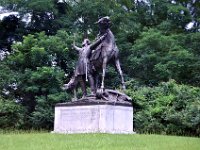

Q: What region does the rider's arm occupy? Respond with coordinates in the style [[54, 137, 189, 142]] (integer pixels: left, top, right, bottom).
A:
[[73, 41, 82, 51], [73, 45, 82, 51], [90, 33, 107, 50]]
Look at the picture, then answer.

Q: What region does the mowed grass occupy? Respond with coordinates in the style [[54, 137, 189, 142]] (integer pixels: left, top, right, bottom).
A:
[[0, 132, 200, 150]]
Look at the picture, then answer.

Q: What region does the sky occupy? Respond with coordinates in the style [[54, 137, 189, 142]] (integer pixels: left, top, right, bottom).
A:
[[0, 6, 19, 20]]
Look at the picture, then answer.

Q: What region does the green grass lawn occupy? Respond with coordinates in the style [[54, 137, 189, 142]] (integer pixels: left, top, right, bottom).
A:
[[0, 132, 199, 150]]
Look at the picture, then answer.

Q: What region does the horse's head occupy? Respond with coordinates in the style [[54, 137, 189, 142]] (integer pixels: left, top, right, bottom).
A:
[[96, 16, 111, 31]]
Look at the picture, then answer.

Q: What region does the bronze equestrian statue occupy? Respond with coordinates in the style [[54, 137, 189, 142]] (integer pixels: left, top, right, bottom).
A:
[[64, 16, 126, 99], [88, 16, 126, 94]]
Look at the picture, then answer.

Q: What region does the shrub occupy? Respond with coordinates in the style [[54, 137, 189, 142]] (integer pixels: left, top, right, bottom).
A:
[[0, 97, 26, 129], [126, 80, 200, 136]]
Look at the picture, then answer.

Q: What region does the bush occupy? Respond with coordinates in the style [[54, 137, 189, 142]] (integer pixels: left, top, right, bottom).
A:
[[126, 80, 200, 136], [0, 97, 26, 129]]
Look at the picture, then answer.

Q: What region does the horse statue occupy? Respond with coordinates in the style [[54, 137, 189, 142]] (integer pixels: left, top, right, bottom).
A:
[[88, 16, 126, 94]]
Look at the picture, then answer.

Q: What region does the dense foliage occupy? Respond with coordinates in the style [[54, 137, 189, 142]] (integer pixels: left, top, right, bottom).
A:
[[0, 0, 200, 136], [127, 80, 200, 136]]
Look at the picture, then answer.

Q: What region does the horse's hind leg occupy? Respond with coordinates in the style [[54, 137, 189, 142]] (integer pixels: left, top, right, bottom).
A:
[[115, 59, 126, 90], [66, 75, 78, 101], [72, 88, 77, 101]]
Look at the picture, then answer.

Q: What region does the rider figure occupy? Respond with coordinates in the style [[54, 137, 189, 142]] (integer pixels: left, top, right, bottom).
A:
[[72, 34, 107, 96]]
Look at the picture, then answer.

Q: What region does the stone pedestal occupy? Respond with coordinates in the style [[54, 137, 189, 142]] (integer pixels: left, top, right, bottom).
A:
[[53, 101, 133, 134]]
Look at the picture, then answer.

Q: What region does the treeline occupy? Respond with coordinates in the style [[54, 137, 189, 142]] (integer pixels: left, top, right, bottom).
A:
[[0, 0, 199, 136]]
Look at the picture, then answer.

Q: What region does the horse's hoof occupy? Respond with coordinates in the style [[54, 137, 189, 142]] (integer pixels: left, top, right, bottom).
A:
[[97, 88, 104, 94], [62, 84, 69, 90], [72, 98, 78, 102], [62, 85, 66, 90], [96, 88, 104, 99], [81, 95, 87, 99], [90, 94, 96, 97]]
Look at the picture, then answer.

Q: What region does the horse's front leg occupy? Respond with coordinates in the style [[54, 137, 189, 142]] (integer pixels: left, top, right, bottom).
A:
[[115, 59, 126, 90], [101, 57, 108, 91]]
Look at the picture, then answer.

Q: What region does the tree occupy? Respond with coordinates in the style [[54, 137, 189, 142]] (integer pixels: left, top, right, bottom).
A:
[[127, 29, 200, 86], [0, 31, 76, 128]]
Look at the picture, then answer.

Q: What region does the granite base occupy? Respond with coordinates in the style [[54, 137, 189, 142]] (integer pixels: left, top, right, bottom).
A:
[[53, 101, 133, 134]]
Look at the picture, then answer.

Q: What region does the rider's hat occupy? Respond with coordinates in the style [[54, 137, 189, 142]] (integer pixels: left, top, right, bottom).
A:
[[95, 16, 111, 25]]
